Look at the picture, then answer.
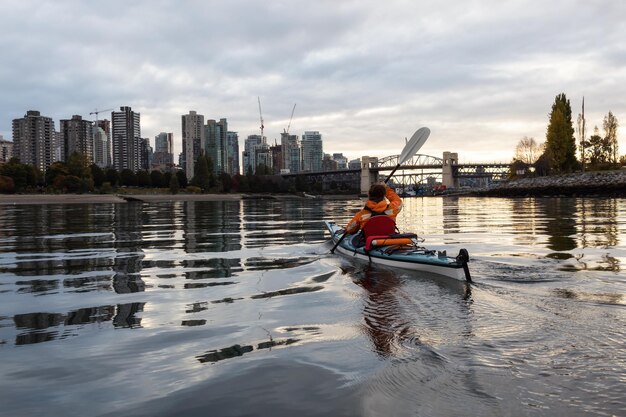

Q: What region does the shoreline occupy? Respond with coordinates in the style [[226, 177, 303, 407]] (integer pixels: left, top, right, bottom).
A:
[[467, 170, 626, 197], [2, 170, 625, 205], [0, 193, 359, 205]]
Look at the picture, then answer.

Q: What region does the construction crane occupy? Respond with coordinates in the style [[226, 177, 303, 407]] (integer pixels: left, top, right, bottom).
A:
[[285, 103, 296, 134], [257, 97, 265, 143], [89, 108, 114, 125]]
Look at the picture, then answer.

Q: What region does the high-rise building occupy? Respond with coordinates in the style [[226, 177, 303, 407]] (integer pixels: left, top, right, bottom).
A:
[[182, 111, 205, 180], [270, 140, 282, 174], [138, 138, 152, 171], [281, 132, 300, 174], [0, 136, 13, 164], [111, 106, 141, 172], [301, 131, 323, 172], [226, 132, 240, 176], [153, 132, 173, 170], [59, 115, 94, 163], [205, 118, 228, 175], [12, 110, 57, 174], [332, 153, 348, 169], [242, 135, 272, 174], [93, 120, 111, 168], [322, 153, 338, 171]]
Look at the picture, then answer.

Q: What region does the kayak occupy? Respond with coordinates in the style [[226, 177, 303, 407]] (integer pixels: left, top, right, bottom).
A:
[[325, 220, 472, 282]]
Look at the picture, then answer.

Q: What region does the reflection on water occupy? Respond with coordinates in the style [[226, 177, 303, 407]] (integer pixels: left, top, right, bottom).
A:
[[13, 302, 144, 345], [0, 197, 624, 417]]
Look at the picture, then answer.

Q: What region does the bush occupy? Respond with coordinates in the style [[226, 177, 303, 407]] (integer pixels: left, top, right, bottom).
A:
[[100, 182, 114, 194], [0, 175, 15, 193], [186, 185, 202, 194]]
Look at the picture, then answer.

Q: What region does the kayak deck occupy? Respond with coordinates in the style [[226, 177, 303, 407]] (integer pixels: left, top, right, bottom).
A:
[[325, 221, 471, 282]]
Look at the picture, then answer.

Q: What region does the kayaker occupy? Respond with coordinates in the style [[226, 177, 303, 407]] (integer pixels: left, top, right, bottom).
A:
[[345, 182, 402, 235]]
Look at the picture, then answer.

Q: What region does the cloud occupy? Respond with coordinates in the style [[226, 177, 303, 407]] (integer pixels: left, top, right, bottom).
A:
[[1, 0, 625, 163]]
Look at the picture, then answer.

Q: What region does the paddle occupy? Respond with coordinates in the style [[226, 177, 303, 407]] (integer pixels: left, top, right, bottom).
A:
[[330, 127, 430, 254]]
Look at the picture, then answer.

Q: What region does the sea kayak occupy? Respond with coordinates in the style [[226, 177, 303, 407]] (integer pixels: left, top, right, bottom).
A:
[[325, 220, 471, 282]]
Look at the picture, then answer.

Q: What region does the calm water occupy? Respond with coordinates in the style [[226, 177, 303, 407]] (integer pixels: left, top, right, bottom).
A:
[[0, 197, 624, 417]]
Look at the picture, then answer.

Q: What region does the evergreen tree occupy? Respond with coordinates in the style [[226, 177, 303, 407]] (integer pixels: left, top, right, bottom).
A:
[[192, 155, 211, 191], [176, 169, 188, 188], [169, 171, 180, 194], [120, 169, 137, 186], [105, 168, 120, 186], [90, 164, 106, 188], [545, 93, 577, 173], [136, 170, 152, 187], [150, 170, 165, 188]]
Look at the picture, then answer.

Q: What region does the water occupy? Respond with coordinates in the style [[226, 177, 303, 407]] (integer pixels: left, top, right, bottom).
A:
[[0, 197, 624, 417]]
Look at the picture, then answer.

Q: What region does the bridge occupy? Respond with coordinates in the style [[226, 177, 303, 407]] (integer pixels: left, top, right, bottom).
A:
[[281, 152, 511, 194]]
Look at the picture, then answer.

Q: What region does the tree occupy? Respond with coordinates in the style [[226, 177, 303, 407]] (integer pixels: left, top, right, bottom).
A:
[[0, 158, 39, 191], [46, 161, 69, 186], [150, 170, 165, 188], [90, 164, 106, 188], [0, 175, 15, 193], [136, 170, 152, 187], [176, 169, 187, 188], [534, 152, 551, 176], [602, 111, 619, 165], [219, 172, 232, 193], [67, 152, 92, 179], [120, 169, 137, 186], [514, 136, 542, 165], [105, 168, 120, 186], [585, 126, 612, 167], [169, 171, 180, 194], [545, 93, 577, 173], [192, 155, 211, 191]]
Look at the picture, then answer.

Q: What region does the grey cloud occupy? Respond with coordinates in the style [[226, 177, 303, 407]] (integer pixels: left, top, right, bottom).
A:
[[1, 0, 625, 162]]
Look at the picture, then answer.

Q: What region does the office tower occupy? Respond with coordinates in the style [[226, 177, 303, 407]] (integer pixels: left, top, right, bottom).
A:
[[242, 135, 272, 175], [12, 110, 57, 174], [59, 115, 94, 163], [153, 132, 173, 170], [138, 138, 152, 171], [93, 120, 111, 168], [332, 153, 348, 169], [0, 136, 13, 164], [270, 140, 282, 174], [112, 106, 141, 172], [205, 118, 228, 175], [301, 131, 323, 172], [281, 132, 300, 174], [322, 153, 338, 171], [182, 110, 205, 180], [226, 131, 240, 175]]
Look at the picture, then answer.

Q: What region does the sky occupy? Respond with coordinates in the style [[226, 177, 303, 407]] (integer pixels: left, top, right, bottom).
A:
[[1, 0, 625, 163]]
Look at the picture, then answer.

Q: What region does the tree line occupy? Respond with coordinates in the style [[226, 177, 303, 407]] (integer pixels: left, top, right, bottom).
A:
[[512, 93, 623, 176], [0, 153, 342, 194]]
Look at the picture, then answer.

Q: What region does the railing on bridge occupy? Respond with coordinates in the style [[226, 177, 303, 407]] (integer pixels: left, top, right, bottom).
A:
[[374, 154, 444, 168]]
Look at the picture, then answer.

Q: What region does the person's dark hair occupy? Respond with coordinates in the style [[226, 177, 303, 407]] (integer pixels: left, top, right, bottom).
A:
[[368, 184, 386, 202]]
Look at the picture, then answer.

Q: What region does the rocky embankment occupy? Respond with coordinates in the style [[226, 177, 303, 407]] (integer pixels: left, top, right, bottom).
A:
[[472, 170, 626, 197]]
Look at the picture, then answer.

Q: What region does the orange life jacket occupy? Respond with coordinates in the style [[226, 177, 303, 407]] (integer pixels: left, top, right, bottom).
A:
[[345, 186, 402, 234]]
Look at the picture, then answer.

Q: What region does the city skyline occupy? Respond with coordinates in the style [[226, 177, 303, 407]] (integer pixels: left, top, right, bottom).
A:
[[1, 1, 625, 163]]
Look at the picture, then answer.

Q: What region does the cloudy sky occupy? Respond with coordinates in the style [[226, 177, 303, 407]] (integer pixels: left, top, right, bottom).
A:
[[1, 0, 625, 163]]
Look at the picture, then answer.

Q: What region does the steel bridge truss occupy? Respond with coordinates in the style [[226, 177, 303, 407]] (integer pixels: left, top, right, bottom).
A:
[[280, 154, 511, 191]]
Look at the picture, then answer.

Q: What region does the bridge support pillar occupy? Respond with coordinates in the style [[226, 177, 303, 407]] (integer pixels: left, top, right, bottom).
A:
[[442, 151, 459, 189], [360, 156, 378, 195]]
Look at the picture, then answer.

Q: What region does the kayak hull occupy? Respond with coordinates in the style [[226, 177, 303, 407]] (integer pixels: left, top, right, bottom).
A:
[[325, 221, 471, 282]]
